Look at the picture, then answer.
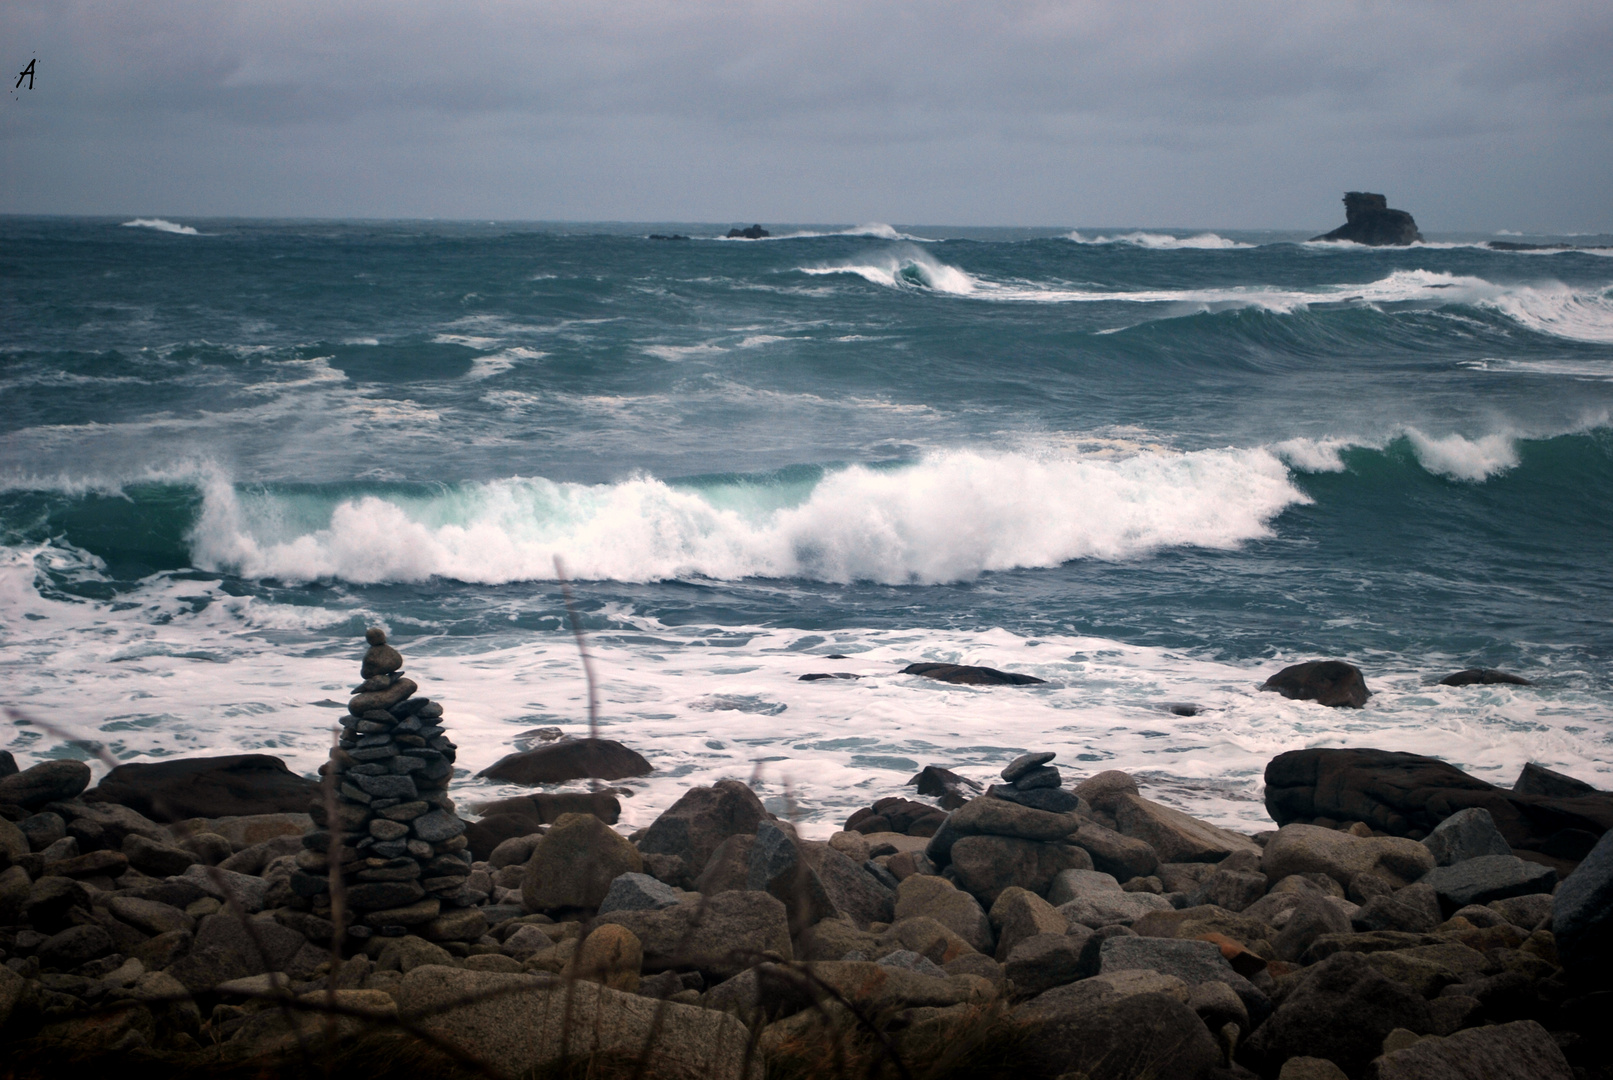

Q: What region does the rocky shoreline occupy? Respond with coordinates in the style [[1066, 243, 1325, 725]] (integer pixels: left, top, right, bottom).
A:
[[1, 633, 1610, 1080]]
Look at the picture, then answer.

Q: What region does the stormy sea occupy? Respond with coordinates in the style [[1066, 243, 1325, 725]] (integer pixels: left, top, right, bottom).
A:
[[3, 216, 1611, 833]]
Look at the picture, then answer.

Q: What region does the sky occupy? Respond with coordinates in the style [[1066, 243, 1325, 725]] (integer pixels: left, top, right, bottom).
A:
[[2, 1, 1611, 231]]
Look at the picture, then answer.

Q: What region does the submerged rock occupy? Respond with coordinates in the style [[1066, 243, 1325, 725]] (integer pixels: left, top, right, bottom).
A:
[[1439, 667, 1532, 687], [901, 662, 1046, 685], [1310, 191, 1422, 246], [1261, 660, 1370, 708]]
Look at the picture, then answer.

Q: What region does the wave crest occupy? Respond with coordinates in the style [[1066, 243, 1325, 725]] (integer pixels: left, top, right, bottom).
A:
[[1068, 231, 1252, 250], [120, 218, 199, 235], [187, 447, 1306, 585]]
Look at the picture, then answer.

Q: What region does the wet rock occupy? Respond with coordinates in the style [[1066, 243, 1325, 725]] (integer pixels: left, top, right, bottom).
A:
[[1512, 761, 1599, 797], [1421, 807, 1512, 866], [1310, 192, 1422, 246], [1419, 854, 1555, 912], [1242, 952, 1432, 1077], [845, 796, 947, 836], [0, 760, 92, 809], [637, 780, 771, 889], [1263, 747, 1613, 860], [478, 737, 652, 784], [726, 225, 770, 239], [1439, 668, 1532, 687], [900, 662, 1045, 685], [84, 754, 317, 821], [1262, 659, 1370, 707], [907, 765, 982, 809], [522, 811, 643, 911]]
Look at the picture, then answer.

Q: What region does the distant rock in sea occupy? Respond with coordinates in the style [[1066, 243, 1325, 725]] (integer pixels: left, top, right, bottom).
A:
[[647, 234, 689, 241], [726, 224, 770, 239], [1311, 192, 1422, 246]]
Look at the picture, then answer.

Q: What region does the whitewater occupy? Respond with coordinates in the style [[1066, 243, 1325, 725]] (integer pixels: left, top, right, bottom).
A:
[[3, 217, 1611, 832]]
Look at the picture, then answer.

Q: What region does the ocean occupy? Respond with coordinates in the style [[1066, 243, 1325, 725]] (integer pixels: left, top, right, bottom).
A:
[[3, 216, 1611, 834]]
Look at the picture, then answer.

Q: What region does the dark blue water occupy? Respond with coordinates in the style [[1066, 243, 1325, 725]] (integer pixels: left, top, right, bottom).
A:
[[3, 216, 1610, 827]]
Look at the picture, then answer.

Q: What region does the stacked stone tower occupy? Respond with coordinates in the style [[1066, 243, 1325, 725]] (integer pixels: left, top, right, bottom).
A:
[[294, 628, 477, 940]]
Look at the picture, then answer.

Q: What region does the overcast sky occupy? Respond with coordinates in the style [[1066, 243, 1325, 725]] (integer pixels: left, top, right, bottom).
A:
[[3, 1, 1610, 230]]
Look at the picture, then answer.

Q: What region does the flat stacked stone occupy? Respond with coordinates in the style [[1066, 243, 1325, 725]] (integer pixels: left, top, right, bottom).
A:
[[291, 628, 473, 940], [986, 751, 1082, 813]]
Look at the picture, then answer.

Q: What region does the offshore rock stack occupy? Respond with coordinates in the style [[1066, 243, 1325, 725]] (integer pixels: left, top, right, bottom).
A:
[[293, 628, 482, 941]]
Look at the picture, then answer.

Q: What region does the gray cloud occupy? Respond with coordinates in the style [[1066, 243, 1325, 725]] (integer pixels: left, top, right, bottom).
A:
[[3, 0, 1610, 228]]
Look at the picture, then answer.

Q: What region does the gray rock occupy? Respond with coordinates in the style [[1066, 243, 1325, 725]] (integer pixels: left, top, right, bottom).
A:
[[876, 948, 947, 978], [37, 924, 114, 969], [176, 863, 271, 912], [1196, 868, 1267, 913], [599, 871, 680, 914], [1111, 794, 1260, 864], [893, 874, 993, 954], [109, 895, 196, 936], [988, 886, 1067, 961], [1371, 1018, 1572, 1080], [1351, 883, 1440, 933], [1071, 770, 1140, 812], [987, 784, 1082, 813], [349, 773, 419, 800], [1486, 892, 1551, 929], [1274, 892, 1353, 961], [1419, 854, 1556, 911], [0, 760, 91, 809], [1011, 765, 1061, 790], [1243, 951, 1431, 1077], [596, 890, 793, 982], [1263, 823, 1437, 888], [123, 834, 199, 876], [167, 911, 307, 991], [1047, 868, 1123, 905], [488, 833, 544, 869], [522, 811, 643, 911], [411, 808, 466, 842], [1002, 752, 1056, 782], [18, 812, 66, 851], [1057, 889, 1174, 928], [926, 794, 1082, 866], [396, 966, 759, 1080], [748, 820, 835, 932], [948, 834, 1092, 907], [1014, 989, 1219, 1080], [1005, 932, 1084, 995], [636, 780, 770, 889], [808, 842, 895, 928], [694, 833, 755, 895], [1098, 936, 1270, 1025], [1421, 807, 1512, 866], [1551, 826, 1613, 982], [1069, 821, 1162, 881]]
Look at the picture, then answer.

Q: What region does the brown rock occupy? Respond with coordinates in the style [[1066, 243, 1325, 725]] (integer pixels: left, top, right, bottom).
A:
[[522, 812, 642, 911], [479, 737, 651, 785], [84, 754, 318, 822], [570, 923, 643, 992]]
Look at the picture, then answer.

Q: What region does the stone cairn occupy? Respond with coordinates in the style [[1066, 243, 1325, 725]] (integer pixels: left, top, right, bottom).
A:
[[985, 751, 1082, 813], [292, 628, 478, 942]]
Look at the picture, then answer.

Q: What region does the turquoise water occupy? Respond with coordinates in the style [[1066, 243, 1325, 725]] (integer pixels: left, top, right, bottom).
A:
[[3, 217, 1610, 829]]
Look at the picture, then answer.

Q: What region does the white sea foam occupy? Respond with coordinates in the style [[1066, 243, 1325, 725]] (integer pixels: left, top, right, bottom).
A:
[[1405, 430, 1521, 482], [120, 218, 199, 235], [801, 259, 1613, 344], [185, 445, 1306, 586], [1067, 231, 1252, 250], [467, 347, 547, 380], [3, 556, 1609, 834], [1271, 437, 1355, 473]]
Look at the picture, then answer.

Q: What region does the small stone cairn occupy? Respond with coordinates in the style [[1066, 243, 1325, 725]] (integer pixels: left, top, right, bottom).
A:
[[985, 751, 1082, 813], [292, 628, 477, 941]]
